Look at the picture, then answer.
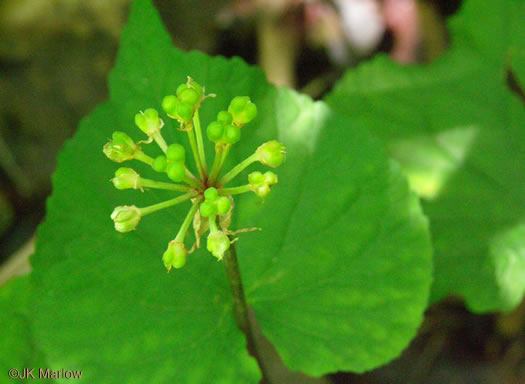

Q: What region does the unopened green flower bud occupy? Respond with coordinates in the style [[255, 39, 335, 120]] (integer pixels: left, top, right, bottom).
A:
[[177, 78, 203, 99], [207, 121, 224, 142], [216, 196, 231, 215], [176, 102, 193, 123], [256, 140, 286, 168], [152, 155, 167, 172], [110, 205, 141, 232], [135, 108, 162, 136], [166, 143, 185, 162], [200, 201, 216, 217], [112, 168, 140, 190], [103, 131, 138, 162], [162, 95, 178, 116], [112, 131, 135, 148], [162, 241, 187, 271], [217, 111, 233, 125], [166, 162, 185, 182], [179, 88, 200, 108], [204, 187, 219, 202], [224, 124, 241, 144], [228, 96, 257, 125], [207, 230, 230, 260]]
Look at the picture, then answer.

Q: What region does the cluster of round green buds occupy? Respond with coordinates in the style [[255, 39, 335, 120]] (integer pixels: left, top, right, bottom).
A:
[[256, 140, 286, 168], [104, 76, 286, 272], [103, 132, 139, 162], [206, 111, 241, 145], [151, 143, 186, 182], [248, 171, 278, 198], [135, 108, 163, 137], [162, 78, 203, 124], [200, 188, 232, 217], [228, 96, 257, 126], [111, 205, 141, 232], [112, 168, 141, 190], [162, 241, 187, 271]]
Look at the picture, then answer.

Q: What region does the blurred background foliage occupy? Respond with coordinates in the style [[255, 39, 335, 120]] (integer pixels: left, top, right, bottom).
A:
[[0, 0, 523, 383]]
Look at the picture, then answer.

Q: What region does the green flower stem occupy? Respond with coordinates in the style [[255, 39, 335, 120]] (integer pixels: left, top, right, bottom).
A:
[[220, 184, 252, 195], [208, 145, 224, 185], [174, 199, 201, 242], [223, 243, 270, 383], [184, 168, 203, 189], [152, 132, 168, 153], [218, 153, 258, 186], [186, 127, 206, 180], [209, 145, 232, 185], [134, 151, 154, 166], [193, 110, 208, 174], [139, 192, 197, 216], [208, 214, 218, 233], [140, 178, 194, 192]]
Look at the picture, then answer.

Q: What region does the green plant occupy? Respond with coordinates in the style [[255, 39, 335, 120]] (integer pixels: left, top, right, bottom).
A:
[[0, 0, 522, 383]]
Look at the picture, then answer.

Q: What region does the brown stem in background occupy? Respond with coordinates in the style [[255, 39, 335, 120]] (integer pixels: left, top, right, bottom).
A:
[[256, 8, 300, 88]]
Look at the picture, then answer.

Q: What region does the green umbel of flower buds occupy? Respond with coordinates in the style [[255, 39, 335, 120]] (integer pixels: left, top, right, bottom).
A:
[[112, 168, 140, 190], [152, 155, 167, 172], [207, 230, 230, 260], [166, 162, 185, 182], [256, 140, 286, 168], [103, 131, 138, 162], [111, 205, 141, 232], [135, 108, 162, 136], [228, 96, 257, 125], [162, 241, 187, 271], [166, 143, 185, 162], [248, 171, 278, 198]]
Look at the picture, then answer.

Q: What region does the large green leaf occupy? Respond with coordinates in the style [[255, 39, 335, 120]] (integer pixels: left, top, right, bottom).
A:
[[27, 0, 432, 381], [0, 276, 49, 384], [325, 0, 525, 312]]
